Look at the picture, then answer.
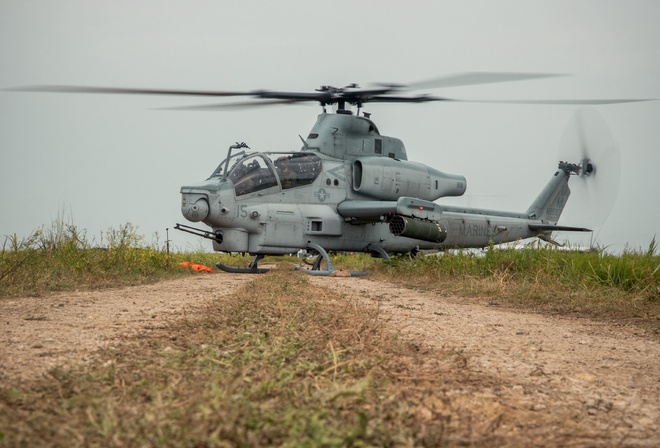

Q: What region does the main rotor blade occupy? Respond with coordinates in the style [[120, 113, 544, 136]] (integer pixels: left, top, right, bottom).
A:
[[402, 72, 567, 90], [158, 96, 654, 110], [368, 97, 656, 105], [157, 99, 308, 111], [159, 95, 450, 110], [7, 85, 341, 103], [458, 98, 656, 105], [7, 85, 253, 97], [8, 83, 654, 108], [366, 95, 451, 103]]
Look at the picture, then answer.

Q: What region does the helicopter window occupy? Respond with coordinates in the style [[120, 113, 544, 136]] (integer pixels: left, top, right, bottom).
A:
[[229, 156, 278, 196], [209, 161, 229, 179], [375, 139, 382, 154], [272, 153, 322, 189], [307, 133, 319, 139]]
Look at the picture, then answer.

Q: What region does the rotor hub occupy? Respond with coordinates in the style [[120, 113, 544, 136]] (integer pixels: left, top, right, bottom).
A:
[[558, 158, 594, 177]]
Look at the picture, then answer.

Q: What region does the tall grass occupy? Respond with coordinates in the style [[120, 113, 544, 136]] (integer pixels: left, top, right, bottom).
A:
[[3, 218, 658, 326], [0, 219, 228, 298], [335, 242, 657, 290], [333, 241, 660, 326], [338, 241, 659, 295]]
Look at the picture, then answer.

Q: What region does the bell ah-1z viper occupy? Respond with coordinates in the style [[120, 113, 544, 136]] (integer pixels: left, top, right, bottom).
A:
[[10, 73, 651, 275]]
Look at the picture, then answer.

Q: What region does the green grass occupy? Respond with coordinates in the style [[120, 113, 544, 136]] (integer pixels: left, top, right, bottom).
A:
[[333, 242, 660, 330], [0, 221, 247, 298], [3, 220, 659, 328], [1, 271, 481, 447], [335, 240, 659, 292]]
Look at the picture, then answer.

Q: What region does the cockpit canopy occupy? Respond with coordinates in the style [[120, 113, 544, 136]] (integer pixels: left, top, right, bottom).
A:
[[212, 152, 322, 196], [228, 155, 278, 196]]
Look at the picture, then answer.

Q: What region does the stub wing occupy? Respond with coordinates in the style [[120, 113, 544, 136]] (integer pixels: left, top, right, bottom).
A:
[[337, 197, 442, 222]]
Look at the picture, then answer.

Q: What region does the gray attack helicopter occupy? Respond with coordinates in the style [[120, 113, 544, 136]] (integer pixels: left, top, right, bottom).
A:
[[10, 73, 650, 275]]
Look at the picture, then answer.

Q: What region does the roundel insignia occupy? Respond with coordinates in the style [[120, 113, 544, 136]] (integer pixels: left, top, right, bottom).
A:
[[314, 188, 330, 202]]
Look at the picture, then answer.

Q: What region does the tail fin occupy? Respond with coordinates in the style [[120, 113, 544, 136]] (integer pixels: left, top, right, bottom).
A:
[[526, 169, 571, 223]]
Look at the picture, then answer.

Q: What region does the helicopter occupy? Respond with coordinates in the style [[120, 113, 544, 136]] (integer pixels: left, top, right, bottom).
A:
[[9, 73, 650, 275]]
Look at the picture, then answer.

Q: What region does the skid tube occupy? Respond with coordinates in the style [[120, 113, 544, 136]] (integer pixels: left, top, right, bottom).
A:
[[216, 254, 269, 274], [295, 243, 368, 277]]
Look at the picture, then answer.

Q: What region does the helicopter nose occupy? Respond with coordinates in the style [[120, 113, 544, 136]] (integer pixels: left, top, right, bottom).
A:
[[181, 196, 209, 222]]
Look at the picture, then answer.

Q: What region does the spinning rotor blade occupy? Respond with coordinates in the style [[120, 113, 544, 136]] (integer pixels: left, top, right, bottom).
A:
[[156, 95, 451, 111], [460, 98, 655, 105], [8, 85, 347, 103], [360, 95, 448, 103], [8, 75, 656, 109], [158, 99, 307, 111], [366, 97, 656, 106], [7, 85, 253, 97], [8, 84, 372, 106], [557, 108, 620, 230], [402, 72, 567, 90]]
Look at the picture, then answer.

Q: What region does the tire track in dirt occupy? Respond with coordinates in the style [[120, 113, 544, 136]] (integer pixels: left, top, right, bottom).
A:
[[309, 276, 660, 446]]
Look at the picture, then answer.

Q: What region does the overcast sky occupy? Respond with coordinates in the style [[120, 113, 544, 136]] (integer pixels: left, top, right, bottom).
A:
[[1, 1, 659, 253]]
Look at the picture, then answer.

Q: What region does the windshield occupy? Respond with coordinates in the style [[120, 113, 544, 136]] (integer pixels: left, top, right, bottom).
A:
[[228, 155, 278, 196], [208, 150, 247, 179], [215, 151, 323, 196]]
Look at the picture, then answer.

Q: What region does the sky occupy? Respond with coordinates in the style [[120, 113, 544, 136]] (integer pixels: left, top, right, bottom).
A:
[[1, 0, 659, 253]]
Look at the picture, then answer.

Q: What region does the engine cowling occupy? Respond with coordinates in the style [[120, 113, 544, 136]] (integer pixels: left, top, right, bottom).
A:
[[352, 157, 466, 201]]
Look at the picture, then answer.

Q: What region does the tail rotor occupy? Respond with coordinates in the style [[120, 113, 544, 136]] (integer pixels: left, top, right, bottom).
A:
[[557, 107, 621, 230]]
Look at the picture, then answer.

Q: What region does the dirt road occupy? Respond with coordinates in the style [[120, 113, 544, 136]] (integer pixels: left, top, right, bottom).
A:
[[309, 276, 660, 446], [2, 272, 658, 445]]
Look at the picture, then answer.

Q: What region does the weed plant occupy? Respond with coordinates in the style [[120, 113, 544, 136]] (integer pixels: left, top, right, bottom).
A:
[[0, 220, 241, 298]]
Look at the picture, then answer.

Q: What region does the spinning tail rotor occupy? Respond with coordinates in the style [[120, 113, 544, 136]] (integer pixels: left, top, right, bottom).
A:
[[557, 108, 621, 230]]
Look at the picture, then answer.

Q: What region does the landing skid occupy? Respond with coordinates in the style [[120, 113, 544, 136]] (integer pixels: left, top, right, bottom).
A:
[[295, 243, 368, 277], [216, 254, 269, 274], [368, 244, 391, 260], [216, 244, 375, 277]]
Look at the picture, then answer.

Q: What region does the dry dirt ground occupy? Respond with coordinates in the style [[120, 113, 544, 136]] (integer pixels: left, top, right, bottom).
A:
[[2, 271, 659, 445]]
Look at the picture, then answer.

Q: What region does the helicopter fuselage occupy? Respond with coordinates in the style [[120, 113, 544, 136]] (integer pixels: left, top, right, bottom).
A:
[[179, 112, 580, 258]]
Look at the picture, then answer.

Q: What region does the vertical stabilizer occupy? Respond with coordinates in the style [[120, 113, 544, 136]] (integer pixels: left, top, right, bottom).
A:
[[526, 170, 571, 223]]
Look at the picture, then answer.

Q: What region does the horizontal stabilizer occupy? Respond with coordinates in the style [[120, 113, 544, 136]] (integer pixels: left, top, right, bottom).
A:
[[528, 223, 591, 233]]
